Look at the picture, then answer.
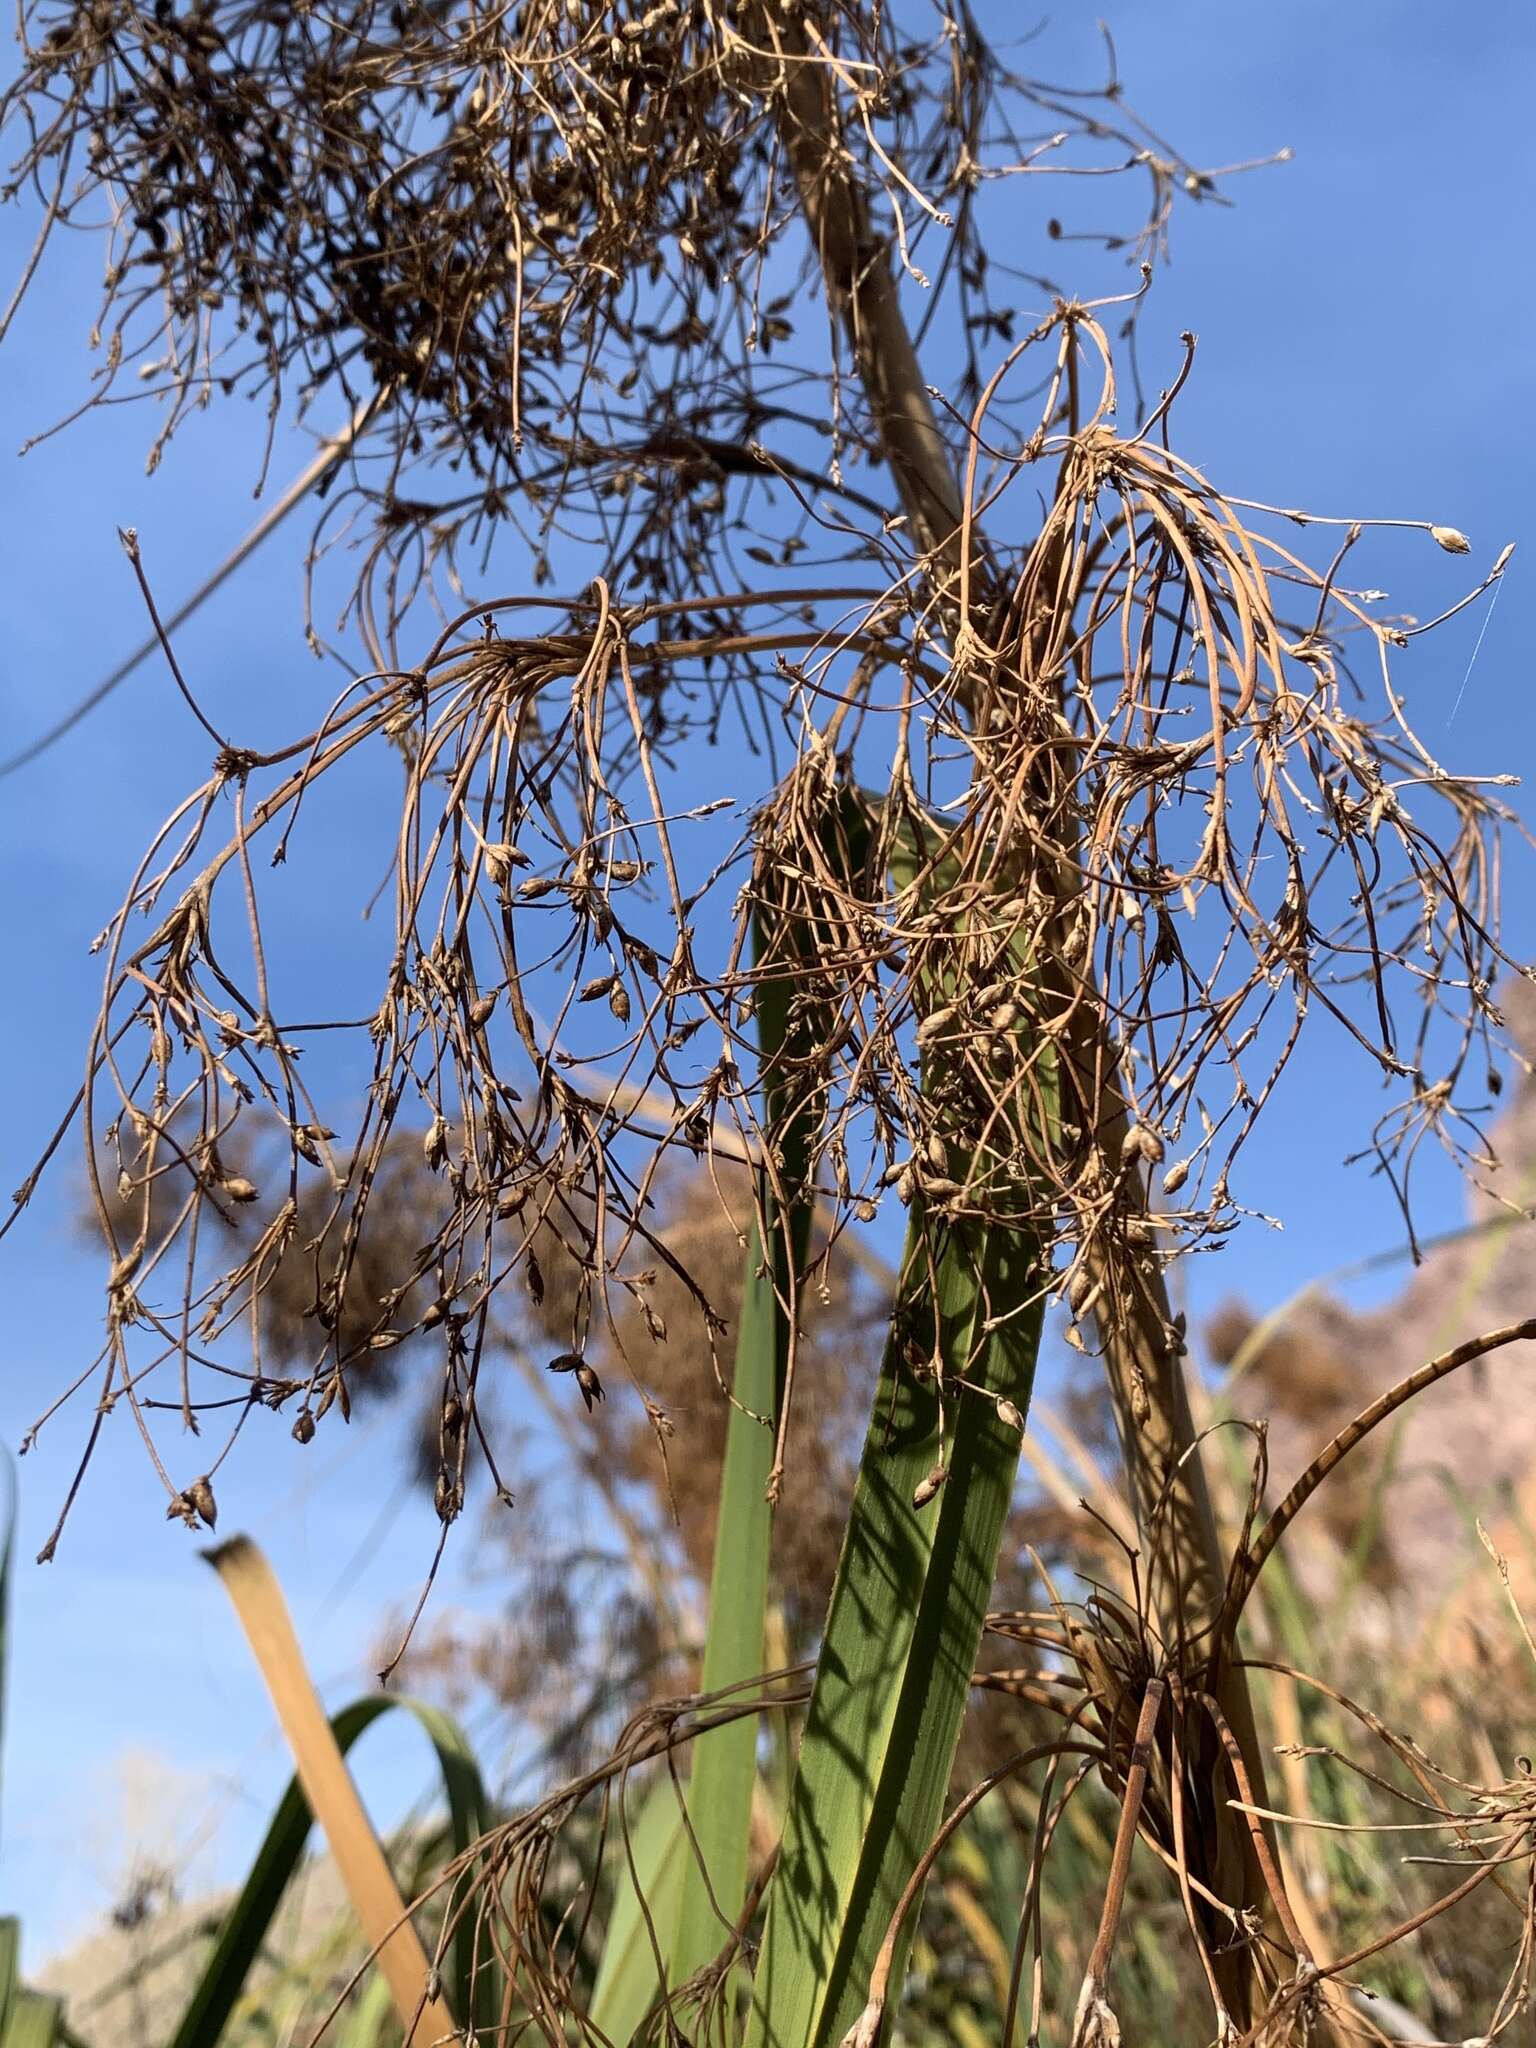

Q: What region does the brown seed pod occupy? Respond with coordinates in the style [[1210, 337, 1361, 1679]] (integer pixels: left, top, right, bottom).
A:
[[1124, 1123, 1165, 1166], [912, 1462, 948, 1510], [575, 1364, 605, 1412]]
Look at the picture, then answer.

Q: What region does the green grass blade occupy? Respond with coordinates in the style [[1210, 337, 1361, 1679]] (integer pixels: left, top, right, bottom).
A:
[[0, 1920, 18, 2039], [745, 808, 1052, 2048], [669, 917, 821, 2004], [744, 1214, 1044, 2048], [334, 1969, 398, 2048], [0, 1991, 60, 2048], [664, 1211, 789, 2010], [668, 808, 868, 2014], [168, 1692, 491, 2048], [589, 1777, 690, 2047]]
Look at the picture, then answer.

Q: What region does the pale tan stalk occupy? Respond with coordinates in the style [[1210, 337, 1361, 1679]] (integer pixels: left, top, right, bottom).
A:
[[207, 1537, 461, 2045]]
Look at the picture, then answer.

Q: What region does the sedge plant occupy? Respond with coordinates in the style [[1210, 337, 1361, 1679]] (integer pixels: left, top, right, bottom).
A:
[[2, 4, 1531, 2043]]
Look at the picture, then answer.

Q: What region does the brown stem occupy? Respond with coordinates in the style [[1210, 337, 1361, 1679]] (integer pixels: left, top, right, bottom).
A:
[[1072, 1677, 1166, 2043]]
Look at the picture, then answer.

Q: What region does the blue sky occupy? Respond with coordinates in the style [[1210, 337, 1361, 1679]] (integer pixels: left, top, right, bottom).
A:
[[1, 0, 1533, 1967]]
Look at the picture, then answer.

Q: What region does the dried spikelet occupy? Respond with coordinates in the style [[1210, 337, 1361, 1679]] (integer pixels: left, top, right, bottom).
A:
[[912, 1462, 948, 1510], [1122, 1124, 1164, 1167]]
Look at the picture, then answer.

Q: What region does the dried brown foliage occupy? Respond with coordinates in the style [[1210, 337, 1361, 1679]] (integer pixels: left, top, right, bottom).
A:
[[6, 5, 1534, 2042], [8, 311, 1519, 1568]]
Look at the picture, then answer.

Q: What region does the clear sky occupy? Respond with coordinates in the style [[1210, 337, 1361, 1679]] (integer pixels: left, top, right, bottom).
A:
[[1, 0, 1533, 1967]]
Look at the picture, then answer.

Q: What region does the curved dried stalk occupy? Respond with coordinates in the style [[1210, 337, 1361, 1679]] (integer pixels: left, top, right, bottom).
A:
[[1233, 1317, 1536, 1614]]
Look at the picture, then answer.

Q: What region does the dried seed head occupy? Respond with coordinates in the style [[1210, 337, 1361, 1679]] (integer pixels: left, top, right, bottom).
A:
[[1162, 1157, 1191, 1195], [1430, 525, 1471, 554], [292, 1408, 316, 1445], [1123, 1123, 1164, 1165], [912, 1462, 948, 1510], [187, 1475, 218, 1529], [482, 842, 528, 885], [915, 1006, 956, 1048], [549, 1354, 604, 1412], [575, 1363, 605, 1412], [580, 972, 618, 1002]]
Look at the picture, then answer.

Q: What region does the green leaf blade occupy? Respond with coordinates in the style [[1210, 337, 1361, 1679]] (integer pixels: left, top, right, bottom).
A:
[[669, 823, 858, 2007], [589, 1777, 691, 2048], [745, 1218, 1043, 2048], [747, 802, 1054, 2048], [167, 1692, 492, 2048]]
